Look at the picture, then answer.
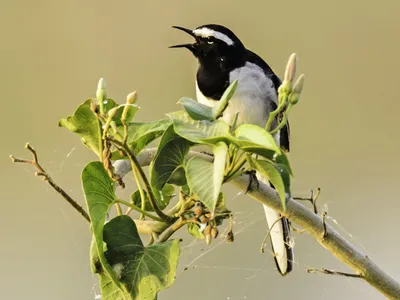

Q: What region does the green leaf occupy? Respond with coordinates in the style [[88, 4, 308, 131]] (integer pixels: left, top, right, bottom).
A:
[[131, 184, 175, 211], [127, 119, 172, 154], [112, 104, 140, 126], [82, 161, 121, 289], [150, 125, 191, 192], [187, 223, 205, 240], [168, 111, 231, 145], [59, 98, 127, 157], [168, 166, 187, 186], [178, 97, 213, 120], [275, 151, 293, 176], [211, 80, 238, 119], [90, 238, 126, 300], [186, 142, 227, 214], [235, 124, 281, 154], [103, 215, 180, 300], [215, 192, 227, 212], [111, 119, 172, 159], [59, 99, 102, 157], [253, 159, 291, 210]]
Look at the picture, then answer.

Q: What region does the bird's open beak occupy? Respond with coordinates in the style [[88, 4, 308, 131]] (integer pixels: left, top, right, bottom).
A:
[[169, 26, 197, 53]]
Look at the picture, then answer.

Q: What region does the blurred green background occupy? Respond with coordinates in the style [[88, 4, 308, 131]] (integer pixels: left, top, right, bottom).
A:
[[2, 0, 399, 299]]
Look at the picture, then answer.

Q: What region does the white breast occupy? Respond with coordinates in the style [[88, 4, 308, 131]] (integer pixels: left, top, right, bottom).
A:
[[196, 62, 278, 129]]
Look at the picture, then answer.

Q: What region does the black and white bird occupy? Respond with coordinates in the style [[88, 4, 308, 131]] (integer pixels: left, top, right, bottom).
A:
[[171, 24, 293, 275]]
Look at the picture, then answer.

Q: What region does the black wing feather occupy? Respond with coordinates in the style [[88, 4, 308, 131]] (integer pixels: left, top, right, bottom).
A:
[[246, 50, 290, 152]]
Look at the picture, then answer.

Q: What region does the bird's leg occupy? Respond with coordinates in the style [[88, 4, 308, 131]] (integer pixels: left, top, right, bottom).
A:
[[244, 170, 259, 193]]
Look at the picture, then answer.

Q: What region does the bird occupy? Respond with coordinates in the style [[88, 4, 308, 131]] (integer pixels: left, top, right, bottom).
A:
[[170, 24, 293, 275]]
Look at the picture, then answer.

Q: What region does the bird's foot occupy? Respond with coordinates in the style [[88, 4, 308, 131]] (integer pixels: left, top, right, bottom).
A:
[[245, 170, 259, 193]]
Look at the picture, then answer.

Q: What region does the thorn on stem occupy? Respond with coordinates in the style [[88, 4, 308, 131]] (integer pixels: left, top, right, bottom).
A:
[[307, 268, 363, 278], [321, 211, 328, 239]]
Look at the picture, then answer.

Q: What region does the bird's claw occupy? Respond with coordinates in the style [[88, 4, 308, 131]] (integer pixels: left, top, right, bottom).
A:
[[245, 170, 259, 193]]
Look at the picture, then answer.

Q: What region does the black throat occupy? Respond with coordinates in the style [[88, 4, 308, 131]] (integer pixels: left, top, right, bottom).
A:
[[196, 51, 246, 100]]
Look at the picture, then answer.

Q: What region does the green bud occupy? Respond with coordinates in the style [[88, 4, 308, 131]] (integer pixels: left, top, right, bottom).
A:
[[126, 91, 137, 104], [96, 78, 107, 114], [293, 74, 305, 94], [278, 80, 292, 96], [288, 74, 305, 105], [108, 107, 118, 118]]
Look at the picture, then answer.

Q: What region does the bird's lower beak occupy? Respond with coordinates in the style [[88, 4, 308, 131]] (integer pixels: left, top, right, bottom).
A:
[[169, 43, 195, 51], [169, 26, 197, 54]]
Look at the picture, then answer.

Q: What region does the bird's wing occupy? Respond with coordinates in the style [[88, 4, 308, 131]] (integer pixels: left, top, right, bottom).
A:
[[245, 49, 290, 152], [246, 49, 293, 275]]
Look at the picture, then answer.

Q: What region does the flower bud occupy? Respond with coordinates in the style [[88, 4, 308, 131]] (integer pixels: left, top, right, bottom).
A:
[[211, 227, 219, 239], [288, 74, 305, 105], [204, 224, 212, 245], [108, 107, 118, 118], [284, 53, 297, 83], [226, 230, 234, 243], [127, 91, 137, 104], [96, 78, 107, 101]]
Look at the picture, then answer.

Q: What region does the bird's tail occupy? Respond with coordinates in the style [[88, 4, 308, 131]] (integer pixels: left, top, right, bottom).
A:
[[258, 172, 294, 275]]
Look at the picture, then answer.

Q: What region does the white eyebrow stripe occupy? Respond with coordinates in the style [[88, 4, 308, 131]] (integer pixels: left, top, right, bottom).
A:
[[193, 28, 234, 46]]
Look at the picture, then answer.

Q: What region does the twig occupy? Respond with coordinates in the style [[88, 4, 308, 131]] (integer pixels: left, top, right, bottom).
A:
[[115, 199, 164, 222], [108, 137, 175, 224], [294, 187, 321, 214], [260, 216, 284, 253], [307, 268, 363, 279], [157, 217, 187, 243], [10, 143, 90, 223]]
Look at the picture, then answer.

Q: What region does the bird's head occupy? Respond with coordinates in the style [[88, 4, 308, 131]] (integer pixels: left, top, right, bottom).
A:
[[170, 24, 246, 72]]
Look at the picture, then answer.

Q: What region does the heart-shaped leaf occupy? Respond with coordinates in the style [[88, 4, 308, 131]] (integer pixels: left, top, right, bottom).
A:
[[186, 142, 227, 213], [59, 99, 102, 157], [82, 161, 121, 289], [111, 119, 172, 160], [253, 159, 291, 210], [235, 124, 281, 154], [59, 98, 133, 157], [150, 125, 191, 192], [90, 216, 180, 300], [128, 119, 172, 154], [168, 111, 231, 145]]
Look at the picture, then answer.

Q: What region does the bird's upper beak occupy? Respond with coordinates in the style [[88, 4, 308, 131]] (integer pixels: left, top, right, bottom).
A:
[[169, 26, 197, 53]]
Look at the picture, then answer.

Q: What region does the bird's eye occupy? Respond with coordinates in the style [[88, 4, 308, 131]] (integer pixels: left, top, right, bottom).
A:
[[207, 37, 214, 44]]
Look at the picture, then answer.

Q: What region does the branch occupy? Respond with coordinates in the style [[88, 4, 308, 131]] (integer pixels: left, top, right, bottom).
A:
[[114, 148, 400, 300], [10, 143, 90, 223]]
